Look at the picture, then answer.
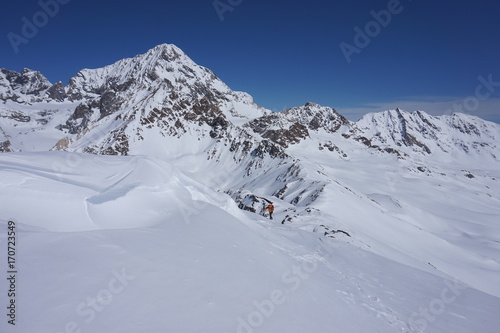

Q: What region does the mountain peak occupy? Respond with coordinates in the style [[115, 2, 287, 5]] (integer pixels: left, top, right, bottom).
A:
[[304, 101, 320, 108], [65, 43, 218, 101], [149, 43, 186, 58], [0, 68, 52, 102], [281, 102, 350, 132], [141, 43, 196, 68], [356, 109, 499, 158]]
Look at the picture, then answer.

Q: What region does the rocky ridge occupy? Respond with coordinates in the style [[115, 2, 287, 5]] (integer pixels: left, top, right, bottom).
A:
[[1, 44, 499, 211]]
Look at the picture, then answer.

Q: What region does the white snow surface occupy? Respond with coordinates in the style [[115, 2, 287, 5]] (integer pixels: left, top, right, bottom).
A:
[[1, 44, 500, 332], [0, 151, 499, 333]]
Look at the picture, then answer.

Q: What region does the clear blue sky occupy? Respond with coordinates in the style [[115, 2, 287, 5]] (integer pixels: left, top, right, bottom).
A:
[[2, 0, 500, 122]]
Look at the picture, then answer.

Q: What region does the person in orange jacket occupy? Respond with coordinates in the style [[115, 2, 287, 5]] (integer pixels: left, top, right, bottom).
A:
[[264, 203, 274, 220]]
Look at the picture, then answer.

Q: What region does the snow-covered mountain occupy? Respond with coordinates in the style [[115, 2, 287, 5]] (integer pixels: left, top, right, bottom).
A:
[[354, 108, 499, 160], [1, 44, 499, 332], [1, 44, 498, 167], [0, 68, 53, 102]]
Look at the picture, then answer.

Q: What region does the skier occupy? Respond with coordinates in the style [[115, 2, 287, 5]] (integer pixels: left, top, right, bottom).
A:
[[264, 203, 274, 220]]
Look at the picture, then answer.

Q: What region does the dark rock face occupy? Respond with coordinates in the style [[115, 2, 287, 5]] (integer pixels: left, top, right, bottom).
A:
[[57, 104, 94, 134], [286, 102, 350, 133], [0, 140, 12, 152], [229, 190, 274, 215], [395, 109, 431, 154], [8, 111, 31, 123], [258, 122, 309, 148], [99, 91, 121, 119], [0, 68, 52, 102], [209, 115, 229, 139], [47, 82, 67, 101], [246, 103, 350, 148], [1, 69, 51, 95], [250, 139, 287, 159]]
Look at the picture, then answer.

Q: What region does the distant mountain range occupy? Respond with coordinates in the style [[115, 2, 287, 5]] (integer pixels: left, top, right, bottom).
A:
[[2, 43, 500, 299], [1, 44, 498, 204]]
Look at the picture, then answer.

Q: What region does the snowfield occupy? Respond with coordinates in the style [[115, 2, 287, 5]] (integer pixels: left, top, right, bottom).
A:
[[1, 151, 499, 333], [1, 44, 500, 332]]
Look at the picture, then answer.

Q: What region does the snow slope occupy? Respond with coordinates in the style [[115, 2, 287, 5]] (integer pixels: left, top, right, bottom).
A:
[[1, 152, 499, 333], [282, 111, 500, 299], [1, 44, 500, 332]]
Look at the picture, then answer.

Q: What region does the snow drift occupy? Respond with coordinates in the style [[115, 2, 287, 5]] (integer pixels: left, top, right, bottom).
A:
[[1, 152, 500, 333]]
